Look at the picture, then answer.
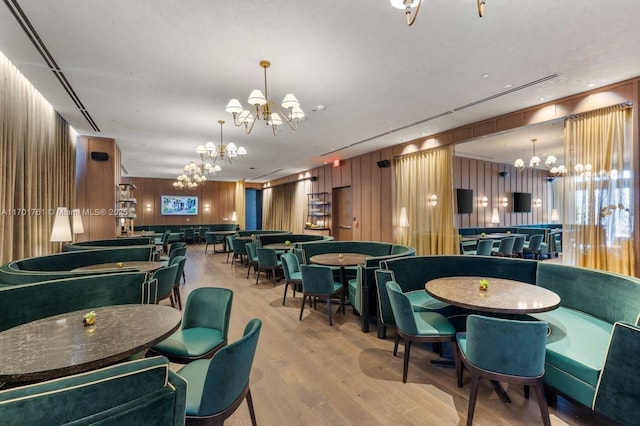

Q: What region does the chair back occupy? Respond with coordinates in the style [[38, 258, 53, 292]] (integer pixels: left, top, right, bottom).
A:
[[168, 247, 187, 264], [195, 319, 262, 416], [183, 288, 233, 341], [300, 265, 335, 294], [527, 234, 544, 252], [475, 239, 494, 256], [226, 235, 235, 250], [512, 236, 526, 256], [281, 253, 299, 281], [232, 237, 247, 255], [385, 281, 418, 335], [256, 247, 278, 267], [169, 255, 187, 286], [151, 263, 179, 300], [169, 242, 186, 252], [161, 230, 171, 244], [246, 242, 258, 260], [293, 248, 306, 265], [375, 270, 396, 327], [465, 314, 547, 377], [496, 237, 515, 255], [204, 232, 217, 244]]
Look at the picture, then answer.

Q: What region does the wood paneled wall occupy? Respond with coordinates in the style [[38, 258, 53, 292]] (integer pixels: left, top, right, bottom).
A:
[[122, 177, 237, 226]]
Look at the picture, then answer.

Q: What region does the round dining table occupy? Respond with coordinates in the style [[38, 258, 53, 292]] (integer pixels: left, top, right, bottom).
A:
[[0, 304, 181, 385], [309, 253, 367, 288], [72, 261, 166, 273]]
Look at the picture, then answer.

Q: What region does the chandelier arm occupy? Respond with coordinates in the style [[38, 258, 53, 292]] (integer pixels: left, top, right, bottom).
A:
[[406, 0, 423, 26], [275, 105, 300, 131], [244, 115, 258, 134]]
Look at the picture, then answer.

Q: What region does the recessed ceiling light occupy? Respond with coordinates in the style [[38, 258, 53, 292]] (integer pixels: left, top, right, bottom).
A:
[[586, 83, 596, 88], [481, 74, 490, 79], [503, 83, 513, 89], [538, 97, 545, 102]]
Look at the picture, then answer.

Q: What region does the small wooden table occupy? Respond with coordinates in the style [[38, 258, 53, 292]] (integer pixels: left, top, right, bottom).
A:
[[72, 261, 165, 273], [425, 276, 560, 314], [0, 304, 181, 385]]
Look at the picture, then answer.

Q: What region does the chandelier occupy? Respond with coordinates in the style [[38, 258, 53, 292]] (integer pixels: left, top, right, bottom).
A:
[[514, 138, 566, 176], [173, 161, 221, 190], [197, 120, 247, 165], [390, 0, 485, 26], [225, 60, 304, 136]]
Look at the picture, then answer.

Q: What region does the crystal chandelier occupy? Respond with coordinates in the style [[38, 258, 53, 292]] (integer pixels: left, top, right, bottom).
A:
[[390, 0, 485, 26], [514, 138, 566, 176], [225, 60, 304, 136], [173, 161, 221, 190], [197, 120, 246, 164]]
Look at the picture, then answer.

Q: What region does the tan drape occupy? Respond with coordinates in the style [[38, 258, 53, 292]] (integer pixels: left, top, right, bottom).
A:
[[394, 146, 458, 255], [234, 180, 245, 229], [562, 105, 634, 274], [0, 52, 75, 264], [262, 180, 309, 232]]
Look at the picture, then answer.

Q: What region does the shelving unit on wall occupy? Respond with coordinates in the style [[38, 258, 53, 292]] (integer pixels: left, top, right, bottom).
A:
[[117, 183, 137, 235], [305, 192, 330, 235]]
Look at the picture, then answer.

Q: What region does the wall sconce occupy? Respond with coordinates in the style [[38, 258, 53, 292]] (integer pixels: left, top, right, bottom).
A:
[[491, 208, 500, 225], [399, 207, 410, 227], [71, 209, 84, 242], [231, 211, 237, 222], [50, 207, 72, 242], [204, 204, 210, 212], [480, 196, 488, 207], [145, 203, 152, 212], [501, 197, 509, 207], [429, 194, 438, 207], [551, 208, 560, 223], [534, 198, 542, 208]]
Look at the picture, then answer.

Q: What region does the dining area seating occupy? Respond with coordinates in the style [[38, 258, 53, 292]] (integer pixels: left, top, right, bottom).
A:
[[299, 265, 344, 326], [255, 247, 282, 285]]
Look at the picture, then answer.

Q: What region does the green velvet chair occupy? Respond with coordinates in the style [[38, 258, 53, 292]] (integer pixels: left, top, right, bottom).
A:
[[491, 237, 515, 257], [151, 263, 180, 307], [149, 287, 233, 363], [299, 265, 344, 326], [163, 246, 187, 283], [385, 281, 457, 383], [255, 247, 282, 286], [281, 252, 302, 305], [523, 234, 544, 259], [170, 255, 187, 310], [512, 235, 526, 258], [230, 236, 247, 266], [160, 230, 171, 254], [292, 247, 306, 265], [204, 232, 218, 255], [225, 235, 236, 263], [468, 239, 493, 256], [245, 242, 259, 279], [177, 318, 262, 426], [456, 315, 550, 426], [593, 321, 640, 426]]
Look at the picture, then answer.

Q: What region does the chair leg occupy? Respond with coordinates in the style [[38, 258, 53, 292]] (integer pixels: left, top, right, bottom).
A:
[[169, 294, 175, 308], [377, 324, 387, 339], [524, 385, 530, 399], [247, 264, 251, 279], [299, 295, 306, 320], [255, 269, 260, 285], [455, 344, 463, 388], [393, 334, 400, 356], [272, 267, 276, 286], [533, 380, 552, 426], [282, 282, 290, 305], [467, 375, 481, 426], [246, 388, 257, 426], [402, 340, 412, 383], [175, 288, 182, 310], [327, 297, 333, 326]]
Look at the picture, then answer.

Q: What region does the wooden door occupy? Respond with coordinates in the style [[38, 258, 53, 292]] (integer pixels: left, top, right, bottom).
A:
[[333, 186, 352, 241]]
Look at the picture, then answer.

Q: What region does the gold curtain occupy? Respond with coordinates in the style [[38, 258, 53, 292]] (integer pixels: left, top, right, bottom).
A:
[[0, 52, 75, 264], [262, 180, 309, 232], [394, 146, 458, 255], [562, 105, 634, 274], [234, 180, 245, 229]]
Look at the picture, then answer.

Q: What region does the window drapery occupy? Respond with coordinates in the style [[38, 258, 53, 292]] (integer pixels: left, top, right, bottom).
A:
[[262, 180, 309, 233], [0, 52, 75, 264], [235, 180, 245, 229], [562, 105, 634, 274], [394, 146, 458, 255]]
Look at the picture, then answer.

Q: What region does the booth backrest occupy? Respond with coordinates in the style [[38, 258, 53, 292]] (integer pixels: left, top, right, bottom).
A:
[[63, 237, 154, 251], [381, 255, 538, 293], [536, 262, 640, 324], [0, 271, 154, 331], [299, 241, 406, 261], [0, 246, 155, 284], [0, 356, 186, 426], [258, 233, 331, 246], [236, 229, 291, 237]]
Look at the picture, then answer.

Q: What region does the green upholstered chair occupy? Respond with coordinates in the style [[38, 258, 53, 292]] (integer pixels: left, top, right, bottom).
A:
[[230, 236, 247, 266], [160, 230, 172, 254], [512, 235, 526, 258], [468, 239, 493, 256], [170, 255, 187, 310], [226, 235, 236, 263], [204, 232, 218, 255], [456, 315, 550, 426], [593, 321, 640, 426], [385, 281, 456, 383], [182, 227, 196, 244], [523, 234, 544, 259], [149, 287, 233, 364], [281, 252, 302, 305], [177, 318, 262, 426], [299, 265, 344, 326], [245, 242, 259, 279], [151, 263, 180, 307], [491, 237, 515, 257], [164, 246, 187, 283], [255, 247, 282, 285]]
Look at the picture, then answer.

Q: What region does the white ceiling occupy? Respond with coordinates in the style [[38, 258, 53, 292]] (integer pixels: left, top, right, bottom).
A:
[[1, 1, 639, 182]]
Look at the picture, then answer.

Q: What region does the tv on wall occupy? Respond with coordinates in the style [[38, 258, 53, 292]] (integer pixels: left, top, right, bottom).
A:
[[161, 195, 198, 215], [512, 192, 532, 213], [456, 189, 474, 214]]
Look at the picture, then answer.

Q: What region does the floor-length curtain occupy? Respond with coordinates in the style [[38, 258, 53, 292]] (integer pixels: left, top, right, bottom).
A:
[[235, 180, 245, 229], [0, 52, 75, 264], [562, 105, 634, 274], [394, 146, 458, 255], [262, 180, 309, 232]]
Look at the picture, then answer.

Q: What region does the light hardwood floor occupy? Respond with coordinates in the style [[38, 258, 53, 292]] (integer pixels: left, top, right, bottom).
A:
[[170, 244, 613, 426]]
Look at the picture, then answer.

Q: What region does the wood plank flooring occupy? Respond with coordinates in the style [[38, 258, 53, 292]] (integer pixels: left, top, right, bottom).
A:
[[170, 244, 613, 426]]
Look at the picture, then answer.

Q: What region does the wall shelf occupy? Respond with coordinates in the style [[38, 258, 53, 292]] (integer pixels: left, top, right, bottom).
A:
[[305, 192, 330, 231]]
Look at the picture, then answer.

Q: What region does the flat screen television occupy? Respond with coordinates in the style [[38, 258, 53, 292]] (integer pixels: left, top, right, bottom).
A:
[[161, 195, 198, 215], [456, 189, 473, 214], [513, 192, 532, 213]]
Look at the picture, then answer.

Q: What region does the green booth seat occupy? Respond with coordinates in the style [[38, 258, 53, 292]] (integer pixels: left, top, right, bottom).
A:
[[0, 356, 186, 425]]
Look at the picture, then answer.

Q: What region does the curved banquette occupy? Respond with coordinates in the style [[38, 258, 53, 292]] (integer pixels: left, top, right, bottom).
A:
[[377, 255, 640, 417], [257, 233, 333, 246], [297, 240, 416, 332], [63, 237, 154, 251]]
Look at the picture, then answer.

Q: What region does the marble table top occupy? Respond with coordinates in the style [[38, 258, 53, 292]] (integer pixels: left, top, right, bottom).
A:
[[309, 253, 368, 267], [72, 261, 165, 273], [425, 276, 561, 314], [0, 304, 181, 384]]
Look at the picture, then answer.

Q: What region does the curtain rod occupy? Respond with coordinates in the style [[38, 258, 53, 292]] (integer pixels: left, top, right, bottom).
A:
[[566, 100, 633, 120]]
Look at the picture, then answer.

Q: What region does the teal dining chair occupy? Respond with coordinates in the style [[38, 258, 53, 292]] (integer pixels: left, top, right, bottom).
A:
[[151, 263, 180, 307], [457, 315, 550, 426], [512, 235, 526, 257], [245, 242, 259, 279], [149, 287, 233, 363], [281, 252, 302, 305], [523, 234, 544, 260], [255, 247, 282, 285], [169, 255, 186, 310], [177, 318, 262, 426], [491, 237, 515, 257], [299, 265, 344, 326], [385, 281, 457, 383], [468, 239, 494, 256]]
